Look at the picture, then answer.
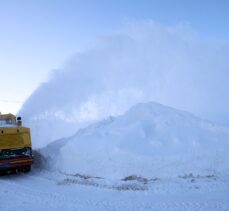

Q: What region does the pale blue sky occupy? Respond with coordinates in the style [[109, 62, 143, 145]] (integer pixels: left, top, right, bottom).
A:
[[0, 0, 228, 113]]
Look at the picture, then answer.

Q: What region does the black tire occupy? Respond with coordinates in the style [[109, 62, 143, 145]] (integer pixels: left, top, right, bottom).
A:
[[22, 165, 31, 173], [0, 170, 6, 176]]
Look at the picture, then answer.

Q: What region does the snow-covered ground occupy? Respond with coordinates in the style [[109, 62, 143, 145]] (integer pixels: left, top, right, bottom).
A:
[[1, 168, 229, 211], [1, 102, 229, 210]]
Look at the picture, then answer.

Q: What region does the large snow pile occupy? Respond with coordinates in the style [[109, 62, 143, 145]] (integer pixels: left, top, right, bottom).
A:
[[42, 102, 229, 179]]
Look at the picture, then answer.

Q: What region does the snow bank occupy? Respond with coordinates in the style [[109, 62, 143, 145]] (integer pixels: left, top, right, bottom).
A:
[[42, 102, 229, 179]]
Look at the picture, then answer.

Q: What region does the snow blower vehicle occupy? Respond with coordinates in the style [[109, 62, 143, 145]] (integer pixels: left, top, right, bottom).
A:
[[0, 113, 33, 173]]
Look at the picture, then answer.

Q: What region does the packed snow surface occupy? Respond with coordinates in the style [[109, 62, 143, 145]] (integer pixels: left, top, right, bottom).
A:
[[1, 170, 229, 211], [42, 102, 229, 179]]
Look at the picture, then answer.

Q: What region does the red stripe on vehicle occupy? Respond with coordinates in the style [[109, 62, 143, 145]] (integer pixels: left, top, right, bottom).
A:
[[10, 162, 33, 167], [0, 157, 33, 163]]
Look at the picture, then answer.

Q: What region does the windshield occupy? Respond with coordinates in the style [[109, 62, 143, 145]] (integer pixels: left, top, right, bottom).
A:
[[0, 118, 13, 126]]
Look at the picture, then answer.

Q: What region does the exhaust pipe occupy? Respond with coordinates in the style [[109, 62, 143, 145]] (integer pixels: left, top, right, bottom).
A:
[[17, 116, 22, 126]]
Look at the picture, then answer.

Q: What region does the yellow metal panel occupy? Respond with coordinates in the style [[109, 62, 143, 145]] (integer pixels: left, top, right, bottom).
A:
[[0, 113, 16, 119], [0, 113, 32, 150], [0, 127, 32, 150]]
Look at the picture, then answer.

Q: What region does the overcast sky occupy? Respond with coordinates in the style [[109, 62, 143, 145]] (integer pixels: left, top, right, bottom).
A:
[[0, 0, 228, 114]]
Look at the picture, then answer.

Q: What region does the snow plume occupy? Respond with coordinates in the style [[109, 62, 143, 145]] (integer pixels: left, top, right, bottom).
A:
[[19, 21, 229, 148]]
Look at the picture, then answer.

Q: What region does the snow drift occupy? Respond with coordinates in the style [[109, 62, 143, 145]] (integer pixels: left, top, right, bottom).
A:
[[42, 102, 229, 179], [19, 21, 229, 148]]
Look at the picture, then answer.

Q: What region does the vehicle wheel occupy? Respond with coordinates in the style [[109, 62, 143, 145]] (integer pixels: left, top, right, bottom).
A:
[[0, 170, 6, 176], [23, 165, 31, 173]]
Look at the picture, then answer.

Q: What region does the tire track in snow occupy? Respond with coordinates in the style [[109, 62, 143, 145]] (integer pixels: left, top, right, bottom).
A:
[[1, 172, 229, 211]]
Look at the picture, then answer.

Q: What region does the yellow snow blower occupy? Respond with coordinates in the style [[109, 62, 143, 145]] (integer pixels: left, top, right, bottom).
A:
[[0, 113, 33, 173]]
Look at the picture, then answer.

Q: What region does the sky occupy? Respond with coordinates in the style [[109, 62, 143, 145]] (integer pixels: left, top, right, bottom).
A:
[[0, 0, 229, 114]]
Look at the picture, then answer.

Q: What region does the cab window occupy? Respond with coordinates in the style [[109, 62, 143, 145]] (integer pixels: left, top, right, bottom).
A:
[[0, 119, 13, 125]]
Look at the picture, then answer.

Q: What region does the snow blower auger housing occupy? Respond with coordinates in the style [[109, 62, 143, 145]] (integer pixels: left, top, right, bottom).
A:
[[0, 113, 33, 173]]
